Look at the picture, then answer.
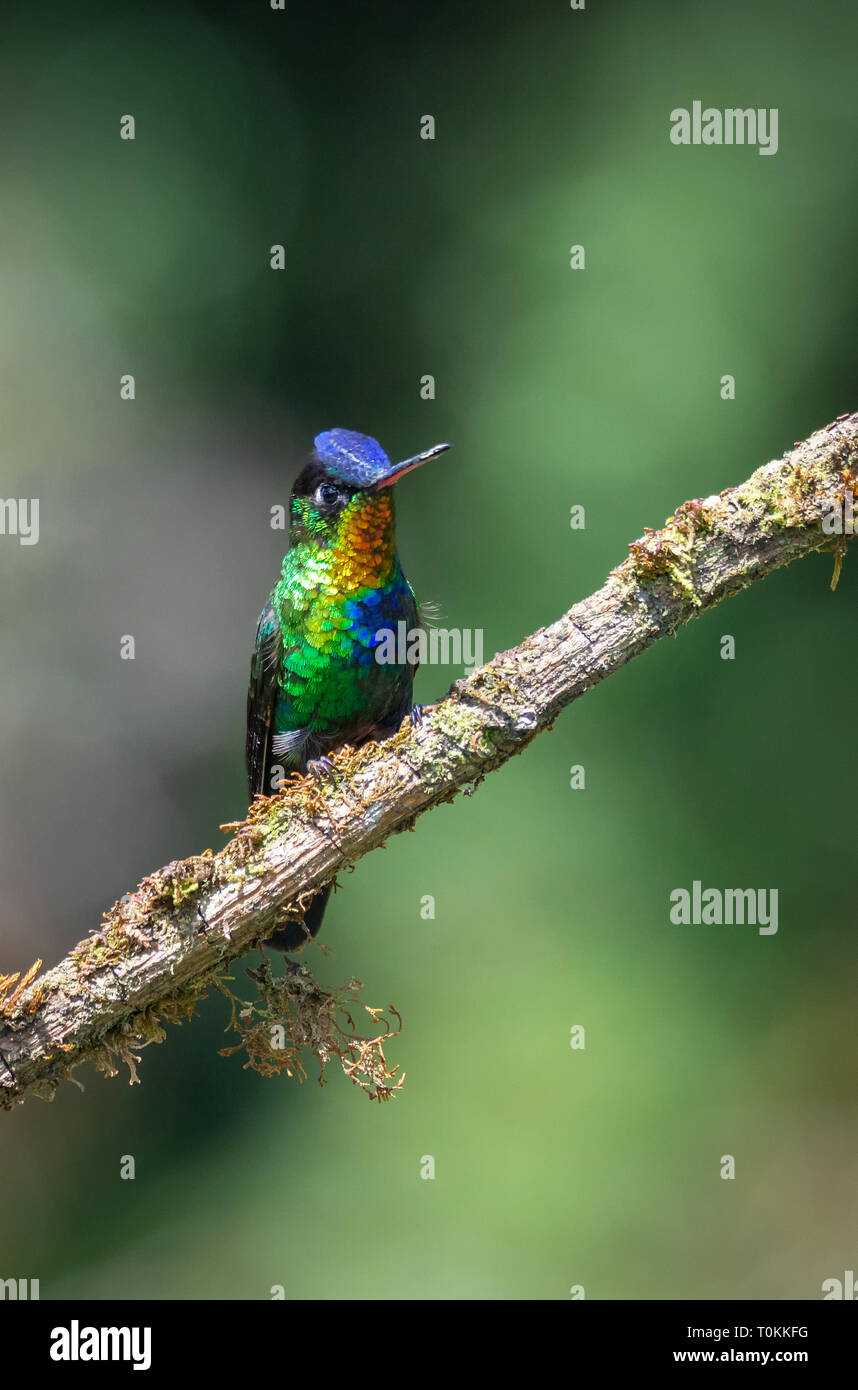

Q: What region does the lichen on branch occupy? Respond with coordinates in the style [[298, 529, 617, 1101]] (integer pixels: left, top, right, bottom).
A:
[[1, 411, 856, 1109]]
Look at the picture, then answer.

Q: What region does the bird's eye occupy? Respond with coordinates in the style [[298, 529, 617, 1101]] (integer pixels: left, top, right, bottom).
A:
[[315, 482, 340, 508]]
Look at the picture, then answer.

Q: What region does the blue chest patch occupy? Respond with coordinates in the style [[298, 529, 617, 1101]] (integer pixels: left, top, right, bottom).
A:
[[342, 578, 414, 661]]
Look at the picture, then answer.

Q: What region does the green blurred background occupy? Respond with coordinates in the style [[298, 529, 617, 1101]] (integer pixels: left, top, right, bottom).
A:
[[1, 0, 856, 1300]]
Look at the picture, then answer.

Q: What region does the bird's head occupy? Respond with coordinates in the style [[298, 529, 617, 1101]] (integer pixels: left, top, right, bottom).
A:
[[289, 429, 451, 572]]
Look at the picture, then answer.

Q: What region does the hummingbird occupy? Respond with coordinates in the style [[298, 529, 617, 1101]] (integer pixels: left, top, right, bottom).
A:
[[246, 428, 451, 951]]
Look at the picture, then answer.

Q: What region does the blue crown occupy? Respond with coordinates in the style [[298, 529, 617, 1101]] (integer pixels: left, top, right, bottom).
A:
[[313, 429, 391, 486]]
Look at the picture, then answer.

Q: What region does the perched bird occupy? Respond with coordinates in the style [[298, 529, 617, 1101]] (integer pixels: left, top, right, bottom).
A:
[[246, 428, 451, 950]]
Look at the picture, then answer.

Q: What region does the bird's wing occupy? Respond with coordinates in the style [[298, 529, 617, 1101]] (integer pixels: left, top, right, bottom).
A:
[[246, 600, 285, 798]]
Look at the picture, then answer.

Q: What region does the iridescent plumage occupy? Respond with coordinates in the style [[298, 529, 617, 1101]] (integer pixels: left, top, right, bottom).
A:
[[246, 429, 450, 949]]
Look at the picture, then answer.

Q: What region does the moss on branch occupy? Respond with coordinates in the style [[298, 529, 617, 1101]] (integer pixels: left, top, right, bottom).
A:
[[1, 411, 856, 1108]]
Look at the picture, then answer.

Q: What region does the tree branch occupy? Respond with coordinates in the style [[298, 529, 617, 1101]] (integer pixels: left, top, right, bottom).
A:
[[2, 411, 856, 1107]]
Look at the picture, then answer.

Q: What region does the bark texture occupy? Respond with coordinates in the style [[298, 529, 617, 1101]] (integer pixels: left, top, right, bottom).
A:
[[1, 412, 855, 1107]]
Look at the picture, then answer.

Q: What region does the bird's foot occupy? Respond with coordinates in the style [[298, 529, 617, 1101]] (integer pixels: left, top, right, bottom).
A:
[[410, 703, 425, 727], [308, 755, 338, 786]]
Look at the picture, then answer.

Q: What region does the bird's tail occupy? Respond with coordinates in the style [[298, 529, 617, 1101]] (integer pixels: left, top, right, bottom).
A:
[[264, 883, 332, 953]]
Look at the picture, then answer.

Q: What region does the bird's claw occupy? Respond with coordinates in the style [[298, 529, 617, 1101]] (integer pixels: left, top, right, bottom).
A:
[[410, 704, 425, 727], [308, 755, 338, 786]]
